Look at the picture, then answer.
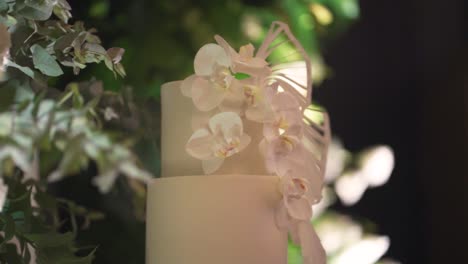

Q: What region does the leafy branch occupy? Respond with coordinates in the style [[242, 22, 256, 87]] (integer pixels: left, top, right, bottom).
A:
[[1, 0, 125, 80], [0, 0, 152, 263]]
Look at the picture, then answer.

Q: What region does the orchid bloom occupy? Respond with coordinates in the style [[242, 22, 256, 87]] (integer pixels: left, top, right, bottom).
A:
[[260, 92, 323, 203], [240, 77, 277, 122], [275, 174, 327, 264], [214, 35, 269, 76], [180, 43, 244, 113], [185, 112, 251, 174], [277, 174, 312, 221], [211, 35, 275, 122], [260, 92, 304, 172]]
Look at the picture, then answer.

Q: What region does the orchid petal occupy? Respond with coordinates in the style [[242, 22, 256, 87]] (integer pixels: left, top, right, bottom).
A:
[[286, 123, 304, 138], [274, 201, 289, 230], [218, 98, 244, 114], [263, 122, 279, 141], [236, 44, 268, 70], [274, 145, 323, 203], [181, 74, 196, 97], [202, 158, 224, 174], [271, 92, 301, 112], [262, 139, 282, 173], [194, 43, 230, 76], [285, 196, 312, 220], [208, 112, 243, 136], [298, 221, 326, 264], [246, 99, 274, 122], [186, 128, 214, 160], [289, 220, 300, 245], [192, 77, 225, 111], [218, 83, 245, 114], [214, 35, 237, 58], [222, 124, 242, 143], [245, 107, 264, 122], [239, 43, 255, 58], [282, 109, 303, 125], [249, 57, 269, 68]]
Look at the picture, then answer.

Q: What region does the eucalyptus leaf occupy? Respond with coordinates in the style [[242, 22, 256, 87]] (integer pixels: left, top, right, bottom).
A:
[[0, 215, 15, 241], [0, 15, 17, 27], [17, 0, 54, 21], [31, 44, 63, 77], [24, 232, 74, 248], [0, 1, 8, 13], [114, 62, 126, 77], [52, 0, 72, 23], [5, 61, 35, 79], [107, 47, 125, 64]]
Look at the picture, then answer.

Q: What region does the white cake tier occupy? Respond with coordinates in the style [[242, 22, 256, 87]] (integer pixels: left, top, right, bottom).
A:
[[161, 81, 269, 177], [146, 174, 287, 264]]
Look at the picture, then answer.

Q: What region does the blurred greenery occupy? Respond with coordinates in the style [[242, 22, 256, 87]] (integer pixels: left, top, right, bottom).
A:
[[72, 0, 359, 100]]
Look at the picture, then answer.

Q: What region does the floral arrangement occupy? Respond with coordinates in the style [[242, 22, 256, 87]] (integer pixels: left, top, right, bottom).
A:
[[176, 21, 331, 264]]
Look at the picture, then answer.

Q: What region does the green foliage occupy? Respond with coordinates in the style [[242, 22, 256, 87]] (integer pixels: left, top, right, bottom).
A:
[[0, 175, 99, 264], [0, 86, 151, 187], [0, 83, 153, 261], [1, 0, 125, 80], [76, 0, 359, 98], [0, 0, 152, 263]]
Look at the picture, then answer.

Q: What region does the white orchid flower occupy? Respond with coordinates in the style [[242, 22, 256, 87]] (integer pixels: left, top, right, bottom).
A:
[[185, 112, 251, 174], [180, 43, 244, 113]]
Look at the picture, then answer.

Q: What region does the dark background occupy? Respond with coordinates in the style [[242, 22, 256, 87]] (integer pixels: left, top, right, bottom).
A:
[[67, 0, 468, 263], [318, 0, 467, 263]]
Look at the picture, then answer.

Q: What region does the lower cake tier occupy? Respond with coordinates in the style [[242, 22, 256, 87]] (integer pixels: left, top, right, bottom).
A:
[[146, 174, 287, 264]]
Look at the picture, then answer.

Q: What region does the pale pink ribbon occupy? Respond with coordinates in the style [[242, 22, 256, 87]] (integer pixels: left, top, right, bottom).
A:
[[275, 176, 326, 264]]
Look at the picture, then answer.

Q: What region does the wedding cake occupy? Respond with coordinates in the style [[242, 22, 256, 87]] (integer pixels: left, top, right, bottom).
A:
[[146, 21, 331, 264]]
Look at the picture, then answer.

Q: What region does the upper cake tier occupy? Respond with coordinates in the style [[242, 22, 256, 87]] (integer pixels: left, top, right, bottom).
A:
[[161, 81, 269, 177]]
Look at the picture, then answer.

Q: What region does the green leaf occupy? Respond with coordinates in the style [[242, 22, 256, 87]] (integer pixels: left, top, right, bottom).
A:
[[25, 232, 96, 264], [0, 1, 8, 12], [0, 215, 16, 242], [114, 62, 126, 78], [24, 232, 74, 248], [5, 61, 35, 79], [52, 0, 72, 23], [17, 0, 54, 21], [31, 44, 64, 77], [0, 15, 17, 27], [234, 72, 251, 80], [1, 243, 23, 264]]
